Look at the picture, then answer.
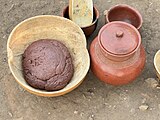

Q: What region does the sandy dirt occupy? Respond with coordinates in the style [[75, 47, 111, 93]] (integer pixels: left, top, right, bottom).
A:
[[1, 0, 160, 120]]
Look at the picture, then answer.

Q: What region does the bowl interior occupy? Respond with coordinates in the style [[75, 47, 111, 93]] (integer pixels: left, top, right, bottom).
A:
[[107, 6, 142, 29], [7, 15, 90, 97]]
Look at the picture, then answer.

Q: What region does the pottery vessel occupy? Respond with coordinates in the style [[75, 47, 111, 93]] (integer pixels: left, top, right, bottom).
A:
[[90, 21, 145, 85], [7, 15, 90, 97], [154, 50, 160, 80], [105, 4, 143, 30], [63, 5, 99, 36]]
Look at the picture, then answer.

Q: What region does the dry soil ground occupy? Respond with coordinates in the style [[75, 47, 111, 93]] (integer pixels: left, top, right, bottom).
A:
[[1, 0, 160, 120]]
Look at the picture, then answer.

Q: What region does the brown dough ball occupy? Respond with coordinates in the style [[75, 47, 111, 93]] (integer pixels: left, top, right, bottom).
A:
[[22, 39, 74, 91]]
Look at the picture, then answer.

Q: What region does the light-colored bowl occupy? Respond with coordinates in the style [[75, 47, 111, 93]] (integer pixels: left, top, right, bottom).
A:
[[154, 50, 160, 79], [7, 15, 90, 97], [69, 0, 93, 27]]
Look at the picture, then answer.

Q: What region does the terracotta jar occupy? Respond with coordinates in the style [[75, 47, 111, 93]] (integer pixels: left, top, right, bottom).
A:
[[90, 21, 145, 85]]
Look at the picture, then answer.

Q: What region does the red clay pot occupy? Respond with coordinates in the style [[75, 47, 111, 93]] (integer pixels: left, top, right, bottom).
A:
[[62, 5, 99, 36], [90, 21, 145, 85], [105, 4, 143, 30]]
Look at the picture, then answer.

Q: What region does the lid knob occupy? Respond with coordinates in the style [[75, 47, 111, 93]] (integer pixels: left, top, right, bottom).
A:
[[116, 31, 124, 38]]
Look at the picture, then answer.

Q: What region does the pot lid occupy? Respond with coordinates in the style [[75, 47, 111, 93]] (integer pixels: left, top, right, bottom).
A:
[[99, 22, 140, 55]]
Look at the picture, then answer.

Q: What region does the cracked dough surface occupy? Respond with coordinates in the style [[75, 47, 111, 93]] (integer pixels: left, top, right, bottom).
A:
[[22, 39, 74, 91]]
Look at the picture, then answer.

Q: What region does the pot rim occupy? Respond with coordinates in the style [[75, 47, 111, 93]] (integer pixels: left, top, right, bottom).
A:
[[106, 4, 143, 30], [154, 49, 160, 75], [98, 21, 142, 59]]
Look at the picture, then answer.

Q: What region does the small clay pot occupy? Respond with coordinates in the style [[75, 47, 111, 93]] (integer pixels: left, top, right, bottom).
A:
[[62, 5, 99, 36], [90, 21, 146, 85], [105, 4, 143, 30]]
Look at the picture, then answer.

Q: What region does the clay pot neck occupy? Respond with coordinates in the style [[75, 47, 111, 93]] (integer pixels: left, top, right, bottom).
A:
[[99, 43, 136, 62]]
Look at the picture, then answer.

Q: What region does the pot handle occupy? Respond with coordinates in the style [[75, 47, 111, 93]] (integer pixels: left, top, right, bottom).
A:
[[103, 10, 108, 16]]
